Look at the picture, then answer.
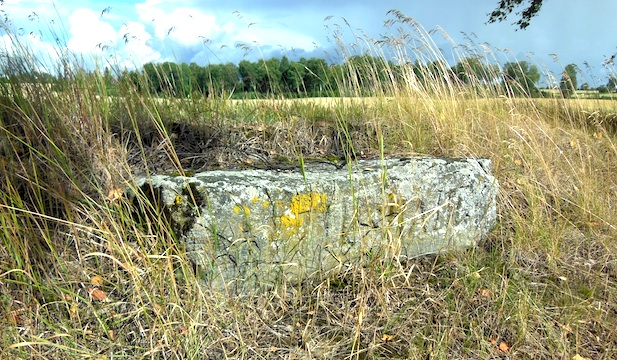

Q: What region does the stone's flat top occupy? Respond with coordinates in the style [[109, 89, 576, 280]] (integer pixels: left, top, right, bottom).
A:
[[144, 157, 494, 186]]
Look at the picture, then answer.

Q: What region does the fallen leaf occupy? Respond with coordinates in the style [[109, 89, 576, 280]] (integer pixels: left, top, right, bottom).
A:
[[572, 355, 592, 360], [107, 330, 115, 341], [90, 275, 104, 287], [498, 341, 510, 353], [8, 310, 24, 325], [107, 188, 123, 202], [88, 287, 107, 301], [480, 289, 491, 298], [69, 301, 79, 318], [588, 221, 600, 228], [381, 333, 395, 343]]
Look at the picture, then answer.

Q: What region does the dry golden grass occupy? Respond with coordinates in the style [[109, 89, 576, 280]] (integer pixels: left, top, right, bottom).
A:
[[1, 13, 617, 359], [3, 86, 616, 359]]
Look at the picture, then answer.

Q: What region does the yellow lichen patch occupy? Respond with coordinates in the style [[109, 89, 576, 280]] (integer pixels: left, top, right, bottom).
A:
[[280, 210, 298, 228], [233, 204, 251, 215], [290, 192, 327, 215], [174, 195, 184, 206], [280, 192, 327, 231], [251, 196, 260, 204]]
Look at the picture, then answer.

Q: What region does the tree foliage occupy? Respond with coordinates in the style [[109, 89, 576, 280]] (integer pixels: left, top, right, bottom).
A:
[[488, 0, 544, 29], [452, 57, 499, 85], [607, 74, 617, 93], [9, 53, 562, 99], [503, 61, 540, 96], [560, 64, 578, 98], [117, 57, 550, 99]]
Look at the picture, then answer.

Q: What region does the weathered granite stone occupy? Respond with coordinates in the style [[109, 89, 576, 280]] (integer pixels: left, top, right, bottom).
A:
[[133, 157, 498, 292]]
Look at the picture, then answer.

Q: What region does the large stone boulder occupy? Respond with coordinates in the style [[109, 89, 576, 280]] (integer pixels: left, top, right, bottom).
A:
[[133, 157, 498, 292]]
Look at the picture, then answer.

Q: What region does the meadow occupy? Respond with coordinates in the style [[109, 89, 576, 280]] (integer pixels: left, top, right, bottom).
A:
[[1, 13, 617, 360]]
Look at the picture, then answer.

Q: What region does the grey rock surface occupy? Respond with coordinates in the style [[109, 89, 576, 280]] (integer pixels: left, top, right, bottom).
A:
[[134, 157, 498, 292]]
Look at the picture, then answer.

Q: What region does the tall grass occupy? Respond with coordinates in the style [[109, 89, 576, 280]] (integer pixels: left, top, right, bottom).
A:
[[1, 10, 617, 359]]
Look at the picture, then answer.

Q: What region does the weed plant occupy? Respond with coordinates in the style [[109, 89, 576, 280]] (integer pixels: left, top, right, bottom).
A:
[[1, 10, 616, 359]]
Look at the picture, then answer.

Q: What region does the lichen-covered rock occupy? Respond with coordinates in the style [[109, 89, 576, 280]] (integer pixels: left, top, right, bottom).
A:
[[134, 157, 498, 292]]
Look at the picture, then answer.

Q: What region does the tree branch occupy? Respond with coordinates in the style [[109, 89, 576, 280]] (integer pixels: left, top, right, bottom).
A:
[[488, 0, 544, 30]]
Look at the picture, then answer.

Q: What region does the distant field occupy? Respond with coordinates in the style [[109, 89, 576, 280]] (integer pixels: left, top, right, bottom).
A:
[[542, 88, 617, 100]]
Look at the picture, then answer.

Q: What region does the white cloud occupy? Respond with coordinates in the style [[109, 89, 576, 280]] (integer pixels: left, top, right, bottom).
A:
[[231, 26, 318, 52], [134, 0, 319, 52], [117, 21, 161, 67], [0, 32, 59, 73], [63, 8, 162, 69], [135, 1, 220, 45], [164, 9, 220, 45], [67, 8, 116, 54]]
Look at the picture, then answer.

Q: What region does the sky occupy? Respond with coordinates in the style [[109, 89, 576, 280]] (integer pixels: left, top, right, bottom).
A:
[[1, 0, 616, 87]]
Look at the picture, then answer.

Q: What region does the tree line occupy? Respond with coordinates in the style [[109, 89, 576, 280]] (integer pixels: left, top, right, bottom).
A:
[[114, 55, 614, 99], [4, 54, 616, 98], [122, 55, 396, 98], [116, 55, 539, 98]]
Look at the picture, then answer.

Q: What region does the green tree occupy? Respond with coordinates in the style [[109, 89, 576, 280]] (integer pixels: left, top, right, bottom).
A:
[[262, 57, 282, 94], [608, 74, 617, 92], [342, 54, 393, 94], [301, 57, 331, 95], [559, 63, 578, 98], [451, 57, 499, 85], [503, 61, 540, 96], [238, 60, 264, 94], [488, 0, 544, 29], [280, 56, 306, 95], [219, 63, 240, 95], [143, 62, 162, 94], [189, 62, 207, 94]]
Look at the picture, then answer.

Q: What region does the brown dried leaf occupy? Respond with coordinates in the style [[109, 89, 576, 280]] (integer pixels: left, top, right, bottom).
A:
[[90, 275, 104, 287], [498, 341, 510, 353], [8, 310, 24, 325], [107, 188, 124, 202], [88, 287, 107, 301], [381, 333, 395, 343]]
